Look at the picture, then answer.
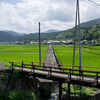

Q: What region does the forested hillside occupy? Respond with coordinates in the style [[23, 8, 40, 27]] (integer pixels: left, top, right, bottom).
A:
[[17, 24, 100, 43], [0, 18, 100, 42], [0, 31, 17, 42]]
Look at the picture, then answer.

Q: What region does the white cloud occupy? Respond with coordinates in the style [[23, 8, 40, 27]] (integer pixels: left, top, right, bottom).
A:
[[0, 0, 100, 33]]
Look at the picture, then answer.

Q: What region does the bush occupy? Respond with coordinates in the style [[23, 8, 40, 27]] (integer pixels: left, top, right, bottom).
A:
[[0, 89, 36, 100], [8, 89, 36, 100]]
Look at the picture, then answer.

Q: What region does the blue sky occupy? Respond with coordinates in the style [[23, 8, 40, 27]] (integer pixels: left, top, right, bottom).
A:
[[0, 0, 100, 33]]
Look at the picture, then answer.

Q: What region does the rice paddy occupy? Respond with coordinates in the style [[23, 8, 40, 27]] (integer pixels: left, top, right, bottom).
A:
[[53, 45, 100, 72], [0, 44, 48, 63]]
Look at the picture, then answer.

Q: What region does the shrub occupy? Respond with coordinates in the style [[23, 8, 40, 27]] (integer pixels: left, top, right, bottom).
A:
[[8, 89, 36, 100], [0, 89, 36, 100]]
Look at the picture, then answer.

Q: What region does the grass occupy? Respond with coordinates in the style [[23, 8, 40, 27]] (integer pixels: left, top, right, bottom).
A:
[[0, 44, 48, 69], [53, 45, 100, 72], [0, 44, 48, 63]]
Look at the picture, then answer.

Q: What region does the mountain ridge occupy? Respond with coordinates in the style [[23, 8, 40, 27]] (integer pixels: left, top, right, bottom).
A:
[[0, 18, 100, 42]]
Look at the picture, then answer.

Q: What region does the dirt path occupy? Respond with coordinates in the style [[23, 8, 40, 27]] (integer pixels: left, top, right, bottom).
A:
[[43, 45, 54, 66]]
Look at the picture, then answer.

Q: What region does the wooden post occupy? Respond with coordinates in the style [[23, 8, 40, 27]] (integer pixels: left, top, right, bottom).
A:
[[68, 83, 70, 95], [59, 82, 62, 100], [43, 63, 44, 70], [96, 72, 98, 85], [50, 67, 52, 76], [69, 69, 71, 81], [31, 62, 34, 73], [81, 71, 83, 81], [22, 61, 24, 71], [12, 62, 14, 70], [11, 62, 14, 73]]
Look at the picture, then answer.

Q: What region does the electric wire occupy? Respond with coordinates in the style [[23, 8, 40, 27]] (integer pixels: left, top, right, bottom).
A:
[[88, 0, 100, 7], [82, 0, 100, 9]]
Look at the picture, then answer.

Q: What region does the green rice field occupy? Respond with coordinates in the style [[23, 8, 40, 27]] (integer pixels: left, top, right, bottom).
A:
[[53, 45, 100, 72], [0, 44, 48, 63]]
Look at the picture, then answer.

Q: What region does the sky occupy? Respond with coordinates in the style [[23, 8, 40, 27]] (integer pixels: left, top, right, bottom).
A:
[[0, 0, 100, 34]]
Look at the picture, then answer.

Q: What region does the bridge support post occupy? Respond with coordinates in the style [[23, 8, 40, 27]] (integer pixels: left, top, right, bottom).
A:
[[11, 62, 14, 73], [59, 82, 62, 100], [22, 61, 24, 71], [68, 83, 70, 95]]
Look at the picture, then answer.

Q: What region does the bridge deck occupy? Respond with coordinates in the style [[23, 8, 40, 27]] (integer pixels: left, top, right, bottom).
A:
[[14, 67, 100, 88], [1, 61, 100, 88]]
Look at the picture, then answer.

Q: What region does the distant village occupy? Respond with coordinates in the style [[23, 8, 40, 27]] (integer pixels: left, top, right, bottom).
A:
[[0, 39, 99, 46]]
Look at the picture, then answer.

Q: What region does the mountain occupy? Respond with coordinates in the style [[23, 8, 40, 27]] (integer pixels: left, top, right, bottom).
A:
[[3, 30, 25, 36], [17, 18, 100, 43], [18, 32, 60, 42], [0, 31, 18, 42], [43, 29, 60, 34], [80, 18, 100, 27], [0, 18, 100, 43]]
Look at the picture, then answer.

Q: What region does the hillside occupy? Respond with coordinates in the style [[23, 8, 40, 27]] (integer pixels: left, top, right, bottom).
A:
[[0, 18, 100, 42], [18, 32, 60, 42], [3, 30, 24, 36], [17, 18, 100, 43], [0, 31, 18, 42], [43, 29, 60, 34], [80, 18, 100, 27]]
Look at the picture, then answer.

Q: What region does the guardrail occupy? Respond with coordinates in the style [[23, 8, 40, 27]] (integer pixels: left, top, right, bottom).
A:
[[9, 61, 100, 85]]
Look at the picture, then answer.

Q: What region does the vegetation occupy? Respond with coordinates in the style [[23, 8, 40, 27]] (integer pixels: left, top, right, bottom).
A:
[[0, 31, 17, 42], [17, 18, 100, 44], [0, 18, 100, 43], [53, 45, 100, 71], [0, 44, 48, 63], [56, 24, 100, 42], [63, 84, 98, 96], [0, 89, 35, 100], [16, 24, 100, 43]]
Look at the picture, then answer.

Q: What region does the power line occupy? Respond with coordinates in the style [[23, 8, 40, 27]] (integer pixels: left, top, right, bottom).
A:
[[82, 0, 100, 9], [88, 0, 100, 7]]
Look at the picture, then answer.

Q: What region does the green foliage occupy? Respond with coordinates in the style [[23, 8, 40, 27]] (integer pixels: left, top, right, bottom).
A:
[[12, 70, 21, 79], [17, 23, 100, 43], [63, 85, 96, 96], [0, 74, 6, 83], [8, 89, 35, 100], [0, 90, 36, 100]]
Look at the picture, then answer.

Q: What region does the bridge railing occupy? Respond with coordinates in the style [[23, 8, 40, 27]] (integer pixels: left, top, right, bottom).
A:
[[10, 61, 100, 85]]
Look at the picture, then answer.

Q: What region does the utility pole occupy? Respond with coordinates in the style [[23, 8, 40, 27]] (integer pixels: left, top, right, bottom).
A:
[[72, 0, 78, 70], [77, 0, 81, 70], [73, 0, 81, 70], [39, 22, 41, 65]]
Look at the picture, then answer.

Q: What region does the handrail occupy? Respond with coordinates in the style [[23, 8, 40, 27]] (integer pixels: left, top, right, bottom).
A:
[[10, 61, 100, 85], [11, 60, 100, 69], [12, 62, 100, 74]]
